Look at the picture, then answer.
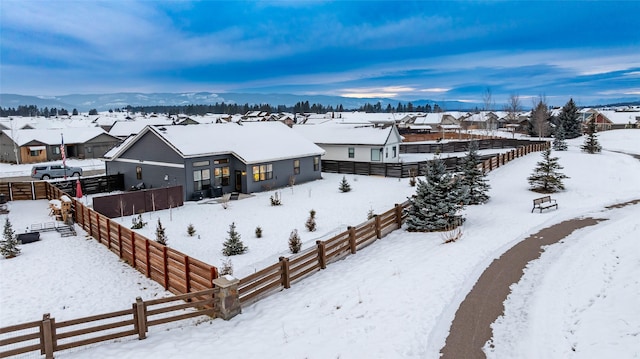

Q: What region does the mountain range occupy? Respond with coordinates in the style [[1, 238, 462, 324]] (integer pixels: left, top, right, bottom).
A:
[[1, 92, 638, 113], [0, 92, 482, 112]]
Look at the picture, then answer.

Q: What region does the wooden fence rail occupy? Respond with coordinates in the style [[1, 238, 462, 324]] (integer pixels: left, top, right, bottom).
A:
[[0, 290, 215, 359]]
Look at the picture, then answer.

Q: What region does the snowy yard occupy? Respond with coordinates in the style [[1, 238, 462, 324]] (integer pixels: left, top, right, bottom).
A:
[[1, 129, 639, 358]]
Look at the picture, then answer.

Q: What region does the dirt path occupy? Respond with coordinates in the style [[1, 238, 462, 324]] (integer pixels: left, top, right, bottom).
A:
[[439, 216, 605, 359]]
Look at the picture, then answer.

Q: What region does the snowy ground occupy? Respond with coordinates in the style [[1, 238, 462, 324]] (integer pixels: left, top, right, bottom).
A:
[[1, 129, 639, 358]]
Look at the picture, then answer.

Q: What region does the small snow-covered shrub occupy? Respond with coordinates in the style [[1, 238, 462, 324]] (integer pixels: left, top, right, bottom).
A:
[[288, 229, 301, 254]]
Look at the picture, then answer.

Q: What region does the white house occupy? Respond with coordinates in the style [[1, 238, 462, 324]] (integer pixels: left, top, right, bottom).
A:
[[293, 123, 403, 163]]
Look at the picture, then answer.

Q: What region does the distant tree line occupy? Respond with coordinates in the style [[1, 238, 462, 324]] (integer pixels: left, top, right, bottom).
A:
[[1, 100, 443, 117], [0, 105, 83, 117]]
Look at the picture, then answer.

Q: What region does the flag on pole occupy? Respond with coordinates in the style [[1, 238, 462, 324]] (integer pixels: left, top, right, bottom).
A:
[[60, 133, 67, 179]]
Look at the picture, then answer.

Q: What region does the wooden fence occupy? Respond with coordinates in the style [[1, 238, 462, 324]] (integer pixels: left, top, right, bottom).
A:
[[0, 289, 215, 359], [0, 142, 547, 356], [323, 140, 548, 178], [45, 184, 218, 296], [0, 175, 124, 201]]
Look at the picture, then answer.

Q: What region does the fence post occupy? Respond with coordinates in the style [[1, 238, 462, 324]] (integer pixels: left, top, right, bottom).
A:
[[212, 275, 241, 320], [133, 297, 147, 340], [145, 240, 151, 278], [118, 224, 123, 258], [394, 203, 403, 227], [316, 240, 327, 269], [374, 215, 382, 238], [348, 226, 357, 254], [41, 313, 55, 359], [185, 256, 191, 294], [106, 219, 111, 250], [163, 246, 169, 290], [279, 256, 291, 289], [131, 232, 136, 268], [96, 213, 101, 243]]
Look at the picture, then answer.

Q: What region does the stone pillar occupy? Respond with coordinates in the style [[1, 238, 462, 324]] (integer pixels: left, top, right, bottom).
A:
[[212, 275, 241, 320]]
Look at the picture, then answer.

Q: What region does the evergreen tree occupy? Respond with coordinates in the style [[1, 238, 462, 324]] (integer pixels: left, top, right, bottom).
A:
[[222, 222, 247, 256], [527, 148, 569, 193], [305, 209, 317, 232], [288, 229, 302, 254], [552, 122, 568, 151], [339, 176, 351, 192], [1, 218, 20, 258], [581, 120, 602, 154], [156, 218, 168, 245], [557, 98, 582, 139], [72, 108, 78, 116], [457, 141, 490, 205], [404, 158, 467, 232], [88, 109, 98, 115], [187, 223, 196, 237]]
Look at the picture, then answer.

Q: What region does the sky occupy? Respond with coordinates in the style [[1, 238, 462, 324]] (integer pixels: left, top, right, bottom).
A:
[[1, 1, 640, 107], [1, 129, 639, 358]]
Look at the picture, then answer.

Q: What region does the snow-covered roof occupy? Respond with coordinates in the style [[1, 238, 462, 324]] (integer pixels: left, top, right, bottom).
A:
[[108, 118, 174, 137], [598, 110, 640, 124], [292, 123, 398, 145], [2, 127, 115, 146], [112, 122, 324, 164]]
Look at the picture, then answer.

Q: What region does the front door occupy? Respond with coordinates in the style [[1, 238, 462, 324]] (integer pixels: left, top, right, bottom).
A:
[[235, 170, 242, 192]]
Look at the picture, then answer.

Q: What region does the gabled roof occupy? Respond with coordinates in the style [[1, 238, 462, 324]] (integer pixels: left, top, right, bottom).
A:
[[108, 122, 324, 164], [2, 127, 118, 146], [292, 123, 401, 146]]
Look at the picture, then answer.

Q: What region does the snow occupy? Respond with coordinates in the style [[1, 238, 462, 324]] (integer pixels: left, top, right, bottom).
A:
[[1, 129, 639, 358], [123, 121, 325, 163]]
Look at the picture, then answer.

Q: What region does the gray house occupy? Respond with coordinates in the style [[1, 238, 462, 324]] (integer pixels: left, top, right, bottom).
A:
[[104, 121, 325, 200]]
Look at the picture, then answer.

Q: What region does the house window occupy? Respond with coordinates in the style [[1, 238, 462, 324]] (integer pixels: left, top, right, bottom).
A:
[[214, 159, 229, 164], [87, 146, 92, 153], [293, 160, 300, 175], [214, 166, 230, 186], [314, 156, 320, 171], [348, 147, 355, 158], [371, 148, 381, 161], [392, 146, 397, 158], [53, 147, 60, 155], [29, 150, 40, 157], [385, 148, 388, 158], [136, 166, 142, 180], [252, 164, 273, 182], [193, 168, 211, 191], [193, 160, 209, 167]]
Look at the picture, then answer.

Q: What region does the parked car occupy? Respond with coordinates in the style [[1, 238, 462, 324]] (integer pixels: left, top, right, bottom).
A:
[[31, 164, 83, 180]]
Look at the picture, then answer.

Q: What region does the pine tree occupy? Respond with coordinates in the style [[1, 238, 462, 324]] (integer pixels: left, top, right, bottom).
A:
[[255, 226, 263, 238], [339, 176, 351, 192], [1, 218, 20, 258], [553, 122, 568, 151], [222, 222, 247, 256], [156, 218, 168, 245], [457, 141, 490, 205], [288, 229, 302, 253], [305, 209, 317, 232], [404, 157, 467, 232], [581, 120, 602, 154], [187, 223, 196, 237], [527, 148, 569, 193], [557, 98, 582, 139]]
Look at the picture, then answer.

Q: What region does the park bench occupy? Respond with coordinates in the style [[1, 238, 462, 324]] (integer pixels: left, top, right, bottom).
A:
[[531, 195, 558, 213]]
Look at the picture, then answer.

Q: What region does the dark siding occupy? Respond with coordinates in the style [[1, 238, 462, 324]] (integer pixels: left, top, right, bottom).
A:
[[120, 131, 183, 164]]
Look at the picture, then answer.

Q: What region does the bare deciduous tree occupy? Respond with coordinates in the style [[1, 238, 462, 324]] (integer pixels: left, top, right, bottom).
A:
[[531, 95, 551, 139], [504, 93, 522, 123]]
